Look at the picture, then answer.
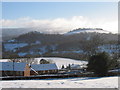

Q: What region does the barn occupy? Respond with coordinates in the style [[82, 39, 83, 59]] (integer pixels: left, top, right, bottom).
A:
[[0, 62, 58, 77]]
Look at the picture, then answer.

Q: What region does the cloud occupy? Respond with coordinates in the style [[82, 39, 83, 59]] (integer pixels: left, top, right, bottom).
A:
[[0, 16, 118, 34]]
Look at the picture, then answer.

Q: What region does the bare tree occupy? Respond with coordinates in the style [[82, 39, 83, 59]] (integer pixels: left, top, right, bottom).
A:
[[9, 54, 38, 64], [79, 33, 104, 59]]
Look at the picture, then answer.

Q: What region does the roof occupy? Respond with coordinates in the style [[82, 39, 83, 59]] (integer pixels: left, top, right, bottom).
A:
[[31, 63, 58, 71], [0, 62, 58, 71], [70, 64, 81, 69], [0, 62, 26, 71]]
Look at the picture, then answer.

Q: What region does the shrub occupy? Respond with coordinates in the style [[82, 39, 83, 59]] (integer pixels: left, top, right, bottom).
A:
[[87, 52, 110, 76]]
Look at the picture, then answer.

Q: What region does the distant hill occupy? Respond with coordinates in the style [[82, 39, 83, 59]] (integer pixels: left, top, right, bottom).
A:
[[2, 28, 112, 40], [2, 30, 118, 59]]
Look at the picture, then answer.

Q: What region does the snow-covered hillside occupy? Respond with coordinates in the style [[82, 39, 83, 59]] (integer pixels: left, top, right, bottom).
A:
[[1, 76, 118, 88], [66, 28, 110, 35], [35, 57, 87, 69]]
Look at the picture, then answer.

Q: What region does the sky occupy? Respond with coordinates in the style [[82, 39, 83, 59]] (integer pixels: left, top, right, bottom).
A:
[[1, 2, 118, 33]]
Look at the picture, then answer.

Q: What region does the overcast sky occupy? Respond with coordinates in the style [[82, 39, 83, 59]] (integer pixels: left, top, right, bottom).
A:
[[1, 2, 118, 33]]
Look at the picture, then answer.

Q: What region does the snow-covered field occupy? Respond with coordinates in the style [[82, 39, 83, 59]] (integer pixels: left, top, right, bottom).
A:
[[0, 76, 118, 88], [34, 57, 87, 69]]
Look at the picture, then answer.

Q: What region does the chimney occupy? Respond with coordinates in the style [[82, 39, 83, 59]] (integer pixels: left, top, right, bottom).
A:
[[24, 64, 30, 76]]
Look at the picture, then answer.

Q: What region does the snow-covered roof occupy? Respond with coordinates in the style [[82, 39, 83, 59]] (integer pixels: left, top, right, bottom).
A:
[[0, 62, 58, 71], [31, 63, 58, 71], [0, 62, 26, 71]]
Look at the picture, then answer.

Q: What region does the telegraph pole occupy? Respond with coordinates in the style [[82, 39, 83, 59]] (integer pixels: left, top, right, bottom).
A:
[[13, 59, 15, 76]]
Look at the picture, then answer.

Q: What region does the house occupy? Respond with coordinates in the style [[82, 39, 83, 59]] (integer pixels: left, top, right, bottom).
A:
[[30, 63, 58, 75], [65, 64, 87, 74], [0, 62, 26, 76], [66, 64, 84, 70], [0, 62, 58, 77], [70, 64, 81, 70]]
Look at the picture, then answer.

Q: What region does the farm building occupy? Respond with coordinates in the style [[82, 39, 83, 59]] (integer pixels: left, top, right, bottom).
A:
[[0, 62, 58, 77]]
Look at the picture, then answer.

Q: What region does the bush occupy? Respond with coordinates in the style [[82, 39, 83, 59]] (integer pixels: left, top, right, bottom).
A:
[[39, 59, 52, 64], [87, 52, 110, 76]]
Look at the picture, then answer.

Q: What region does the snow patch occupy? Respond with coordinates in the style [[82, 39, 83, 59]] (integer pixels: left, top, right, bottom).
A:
[[18, 52, 28, 57], [4, 43, 28, 51]]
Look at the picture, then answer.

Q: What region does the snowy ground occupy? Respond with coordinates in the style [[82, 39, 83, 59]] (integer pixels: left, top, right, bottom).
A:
[[0, 76, 118, 88]]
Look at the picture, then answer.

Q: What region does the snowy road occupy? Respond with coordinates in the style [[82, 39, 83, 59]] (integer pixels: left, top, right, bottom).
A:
[[0, 76, 118, 88]]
